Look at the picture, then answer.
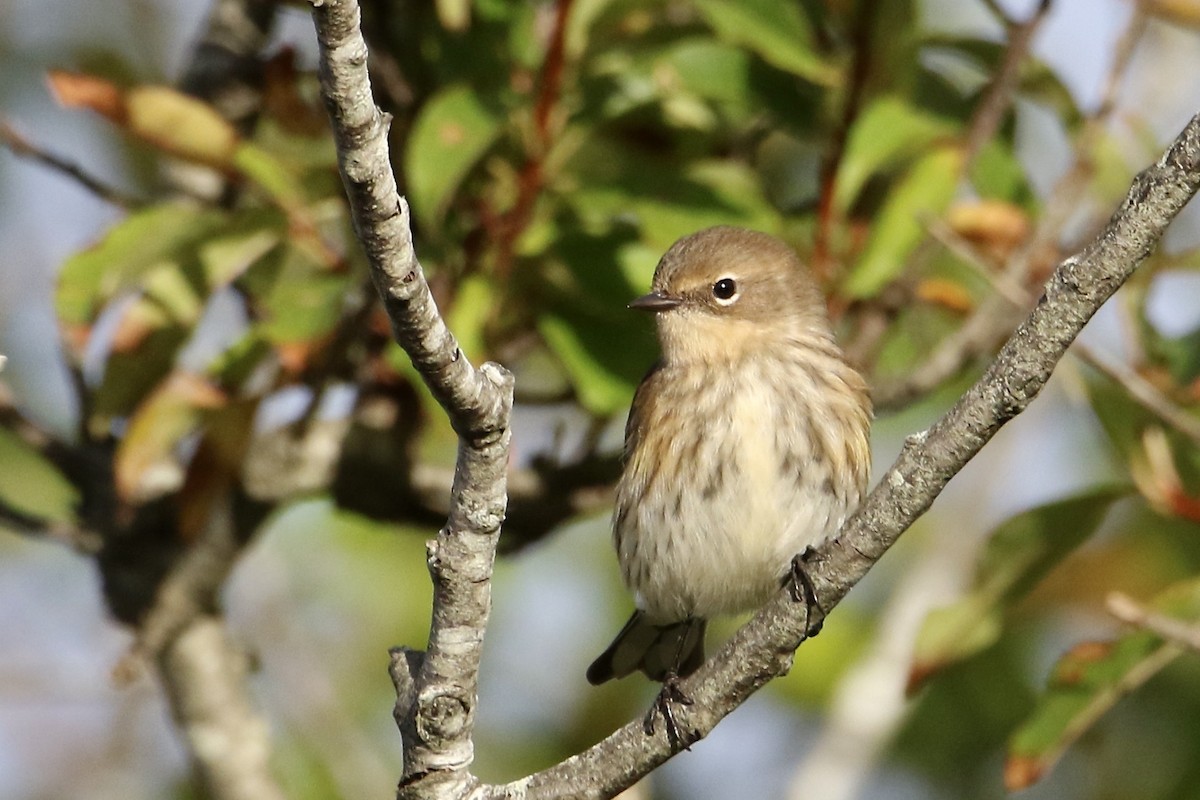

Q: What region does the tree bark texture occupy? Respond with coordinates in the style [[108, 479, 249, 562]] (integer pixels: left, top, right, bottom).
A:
[[307, 1, 1200, 796], [310, 2, 514, 797]]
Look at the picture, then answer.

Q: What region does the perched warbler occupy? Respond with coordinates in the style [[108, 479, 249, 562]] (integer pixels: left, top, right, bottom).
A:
[[587, 227, 872, 702]]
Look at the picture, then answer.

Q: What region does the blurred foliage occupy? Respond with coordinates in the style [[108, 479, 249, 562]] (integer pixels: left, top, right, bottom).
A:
[[5, 1, 1200, 799]]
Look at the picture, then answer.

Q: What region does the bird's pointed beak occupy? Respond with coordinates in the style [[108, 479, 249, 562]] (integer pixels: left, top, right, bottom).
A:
[[628, 291, 682, 312]]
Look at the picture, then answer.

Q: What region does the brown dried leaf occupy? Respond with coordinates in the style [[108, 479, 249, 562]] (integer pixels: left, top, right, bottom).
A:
[[946, 199, 1031, 262], [915, 277, 974, 313], [46, 70, 125, 121]]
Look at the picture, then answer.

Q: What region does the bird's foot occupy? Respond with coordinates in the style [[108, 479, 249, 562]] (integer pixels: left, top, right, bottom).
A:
[[788, 548, 825, 638], [643, 671, 698, 750]]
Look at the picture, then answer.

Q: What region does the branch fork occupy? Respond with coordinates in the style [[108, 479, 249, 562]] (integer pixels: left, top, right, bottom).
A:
[[308, 0, 1200, 796]]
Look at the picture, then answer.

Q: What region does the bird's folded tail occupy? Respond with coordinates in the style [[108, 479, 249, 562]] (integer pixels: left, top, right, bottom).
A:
[[586, 612, 706, 685]]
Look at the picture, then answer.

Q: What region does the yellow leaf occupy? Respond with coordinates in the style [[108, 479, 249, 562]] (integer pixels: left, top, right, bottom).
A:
[[126, 86, 239, 167]]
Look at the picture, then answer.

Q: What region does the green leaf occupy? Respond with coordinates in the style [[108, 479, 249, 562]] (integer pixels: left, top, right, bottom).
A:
[[92, 301, 190, 420], [0, 427, 79, 524], [534, 227, 659, 417], [692, 0, 837, 86], [916, 31, 1083, 131], [242, 244, 349, 344], [435, 0, 471, 31], [233, 144, 311, 211], [835, 97, 957, 212], [57, 204, 228, 324], [445, 274, 494, 365], [1082, 372, 1158, 465], [843, 146, 963, 298], [910, 486, 1128, 689], [969, 138, 1034, 203], [209, 331, 274, 388], [661, 38, 754, 112], [538, 312, 640, 416], [1006, 577, 1200, 790], [404, 85, 503, 228], [197, 211, 284, 289], [1017, 60, 1085, 133], [566, 136, 778, 252], [1153, 324, 1200, 386], [755, 131, 821, 212]]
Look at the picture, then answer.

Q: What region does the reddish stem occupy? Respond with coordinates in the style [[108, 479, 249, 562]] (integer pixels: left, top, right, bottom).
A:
[[812, 1, 876, 283], [493, 0, 573, 279]]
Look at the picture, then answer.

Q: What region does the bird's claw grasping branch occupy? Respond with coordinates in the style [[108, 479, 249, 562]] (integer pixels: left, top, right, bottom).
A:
[[644, 671, 699, 751], [789, 548, 826, 639]]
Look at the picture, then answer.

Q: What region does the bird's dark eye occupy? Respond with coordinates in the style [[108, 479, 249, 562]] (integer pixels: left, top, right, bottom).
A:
[[712, 277, 738, 302]]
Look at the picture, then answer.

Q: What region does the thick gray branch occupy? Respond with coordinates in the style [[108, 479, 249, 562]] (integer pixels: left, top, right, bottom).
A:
[[158, 616, 286, 800], [310, 0, 1200, 796], [495, 115, 1200, 800], [309, 1, 513, 796]]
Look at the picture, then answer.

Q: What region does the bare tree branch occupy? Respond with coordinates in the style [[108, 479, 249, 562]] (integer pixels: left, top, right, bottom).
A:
[[1074, 343, 1200, 448], [0, 119, 143, 208], [493, 112, 1200, 800], [306, 0, 1200, 796], [157, 614, 287, 800], [308, 1, 514, 796], [1108, 591, 1200, 653]]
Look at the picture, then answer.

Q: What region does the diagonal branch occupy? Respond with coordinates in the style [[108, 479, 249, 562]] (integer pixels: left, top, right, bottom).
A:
[[310, 0, 509, 440], [308, 1, 514, 796], [0, 118, 144, 208], [498, 112, 1200, 800], [962, 0, 1052, 166], [1107, 592, 1200, 653], [308, 0, 1200, 797], [1074, 343, 1200, 448]]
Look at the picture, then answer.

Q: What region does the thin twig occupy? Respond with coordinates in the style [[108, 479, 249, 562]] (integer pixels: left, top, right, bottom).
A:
[[924, 216, 1032, 306], [871, 3, 1145, 412], [499, 112, 1200, 800], [1074, 343, 1200, 448], [1108, 591, 1200, 653], [812, 0, 877, 281], [489, 0, 574, 279], [962, 0, 1053, 167], [979, 0, 1011, 22], [0, 119, 143, 208]]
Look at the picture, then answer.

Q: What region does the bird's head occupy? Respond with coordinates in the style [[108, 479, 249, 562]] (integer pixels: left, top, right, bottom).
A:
[[631, 226, 830, 365]]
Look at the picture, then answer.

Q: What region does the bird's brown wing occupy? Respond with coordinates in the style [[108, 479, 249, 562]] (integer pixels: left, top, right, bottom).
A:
[[622, 360, 665, 461]]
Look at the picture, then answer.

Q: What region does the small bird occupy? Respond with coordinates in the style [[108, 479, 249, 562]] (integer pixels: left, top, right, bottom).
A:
[[586, 227, 872, 735]]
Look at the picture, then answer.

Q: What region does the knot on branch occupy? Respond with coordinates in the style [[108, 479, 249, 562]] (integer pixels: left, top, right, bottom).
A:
[[462, 362, 515, 449], [415, 688, 472, 745]]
